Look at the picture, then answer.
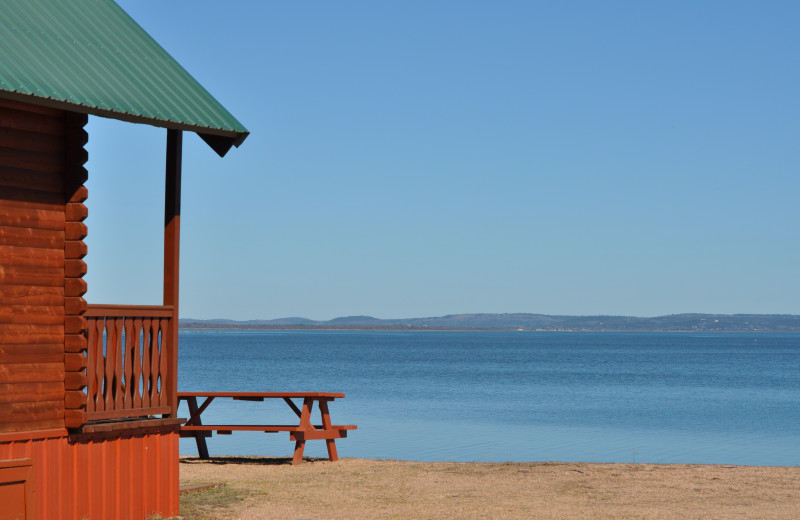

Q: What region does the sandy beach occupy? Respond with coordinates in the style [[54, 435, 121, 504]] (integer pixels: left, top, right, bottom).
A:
[[178, 456, 800, 519]]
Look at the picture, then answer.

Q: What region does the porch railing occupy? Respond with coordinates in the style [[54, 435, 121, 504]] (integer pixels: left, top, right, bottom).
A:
[[84, 304, 175, 422]]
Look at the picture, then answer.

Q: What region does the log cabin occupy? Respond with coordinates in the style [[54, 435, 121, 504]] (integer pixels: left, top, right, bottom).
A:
[[0, 2, 248, 518]]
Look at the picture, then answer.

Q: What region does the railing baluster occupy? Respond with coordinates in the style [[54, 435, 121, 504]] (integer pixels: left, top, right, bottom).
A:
[[132, 318, 143, 409], [150, 319, 162, 406], [159, 319, 170, 407], [114, 317, 124, 410], [86, 317, 97, 413], [93, 317, 106, 412], [122, 318, 134, 409], [142, 317, 152, 408], [104, 318, 116, 411]]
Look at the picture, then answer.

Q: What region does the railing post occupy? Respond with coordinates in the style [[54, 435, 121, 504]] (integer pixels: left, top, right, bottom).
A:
[[164, 129, 182, 416]]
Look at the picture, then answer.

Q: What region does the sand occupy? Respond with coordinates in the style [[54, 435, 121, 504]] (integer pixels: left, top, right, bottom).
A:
[[178, 456, 800, 519]]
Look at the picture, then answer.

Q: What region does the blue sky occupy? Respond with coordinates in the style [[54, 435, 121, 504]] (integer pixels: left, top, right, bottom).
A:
[[84, 1, 799, 320]]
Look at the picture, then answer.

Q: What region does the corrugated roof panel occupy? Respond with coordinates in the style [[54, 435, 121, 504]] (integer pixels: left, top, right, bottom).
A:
[[0, 0, 248, 156]]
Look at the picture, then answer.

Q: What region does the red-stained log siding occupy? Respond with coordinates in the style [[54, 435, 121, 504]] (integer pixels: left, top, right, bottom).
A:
[[0, 430, 180, 520], [0, 99, 67, 433]]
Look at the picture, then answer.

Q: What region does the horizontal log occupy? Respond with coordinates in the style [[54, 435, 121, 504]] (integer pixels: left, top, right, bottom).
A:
[[0, 362, 64, 384], [64, 110, 88, 127], [65, 126, 88, 149], [64, 334, 87, 353], [0, 265, 64, 286], [0, 166, 62, 193], [0, 104, 65, 135], [64, 240, 87, 259], [65, 278, 87, 297], [0, 332, 62, 345], [0, 245, 63, 268], [64, 167, 88, 192], [64, 372, 86, 390], [65, 221, 87, 240], [64, 390, 86, 410], [0, 225, 64, 249], [0, 418, 65, 434], [0, 343, 63, 359], [65, 202, 87, 221], [66, 186, 88, 204], [0, 97, 64, 116], [0, 204, 65, 230], [65, 148, 88, 169], [64, 316, 87, 334], [0, 352, 64, 365], [0, 382, 64, 404], [0, 398, 64, 424], [0, 305, 64, 325], [0, 323, 62, 336], [0, 285, 63, 306], [0, 352, 63, 365], [64, 353, 86, 371], [0, 186, 65, 209], [0, 400, 64, 423], [0, 126, 66, 154], [65, 260, 87, 278], [0, 146, 66, 174], [65, 296, 87, 315], [64, 409, 86, 428], [0, 351, 63, 364]]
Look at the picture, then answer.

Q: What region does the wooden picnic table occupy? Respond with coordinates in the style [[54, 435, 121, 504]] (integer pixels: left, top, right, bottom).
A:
[[178, 391, 356, 465]]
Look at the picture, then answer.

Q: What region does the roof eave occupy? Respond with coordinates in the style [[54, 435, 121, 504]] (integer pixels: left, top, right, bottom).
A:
[[0, 89, 249, 157]]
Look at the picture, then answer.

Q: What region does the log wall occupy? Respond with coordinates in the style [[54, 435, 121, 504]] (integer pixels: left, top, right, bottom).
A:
[[0, 99, 90, 433], [0, 98, 71, 433]]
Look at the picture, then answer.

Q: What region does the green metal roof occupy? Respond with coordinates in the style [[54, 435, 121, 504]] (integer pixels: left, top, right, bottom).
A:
[[0, 0, 248, 156]]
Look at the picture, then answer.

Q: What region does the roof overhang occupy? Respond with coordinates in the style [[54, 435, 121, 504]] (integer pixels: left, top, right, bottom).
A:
[[0, 0, 248, 157]]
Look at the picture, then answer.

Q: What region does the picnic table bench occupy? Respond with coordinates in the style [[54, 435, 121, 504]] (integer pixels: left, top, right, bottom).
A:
[[178, 391, 356, 465]]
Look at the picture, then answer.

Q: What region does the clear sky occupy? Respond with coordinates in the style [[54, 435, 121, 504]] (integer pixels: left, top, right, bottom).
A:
[[83, 1, 799, 320]]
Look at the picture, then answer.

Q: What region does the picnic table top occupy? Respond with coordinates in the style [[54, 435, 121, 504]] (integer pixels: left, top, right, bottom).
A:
[[177, 391, 346, 399]]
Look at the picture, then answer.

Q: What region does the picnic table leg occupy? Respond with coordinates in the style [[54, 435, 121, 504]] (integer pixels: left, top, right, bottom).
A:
[[319, 399, 339, 462], [186, 396, 210, 460], [292, 398, 315, 465]]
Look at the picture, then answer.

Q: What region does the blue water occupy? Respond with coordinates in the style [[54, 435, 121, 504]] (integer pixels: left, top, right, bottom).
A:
[[177, 330, 800, 466]]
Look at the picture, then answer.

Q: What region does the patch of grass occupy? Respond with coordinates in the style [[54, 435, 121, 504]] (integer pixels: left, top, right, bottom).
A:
[[179, 484, 251, 520]]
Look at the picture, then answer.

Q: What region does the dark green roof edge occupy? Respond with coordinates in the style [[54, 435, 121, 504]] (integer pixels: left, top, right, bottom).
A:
[[0, 0, 249, 156]]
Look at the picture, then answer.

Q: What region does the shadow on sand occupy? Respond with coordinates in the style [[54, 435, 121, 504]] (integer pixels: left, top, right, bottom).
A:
[[180, 455, 326, 466]]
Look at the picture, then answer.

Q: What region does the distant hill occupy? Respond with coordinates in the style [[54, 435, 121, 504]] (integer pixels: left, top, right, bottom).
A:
[[180, 313, 800, 332]]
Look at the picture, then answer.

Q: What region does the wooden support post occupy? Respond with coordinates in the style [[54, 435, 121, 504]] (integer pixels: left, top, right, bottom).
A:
[[292, 398, 315, 465], [185, 396, 210, 459], [319, 400, 339, 462], [164, 129, 182, 417]]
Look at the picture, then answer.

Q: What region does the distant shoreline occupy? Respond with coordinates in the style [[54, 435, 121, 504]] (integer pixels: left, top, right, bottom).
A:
[[179, 313, 800, 332], [179, 325, 800, 333], [180, 313, 800, 332]]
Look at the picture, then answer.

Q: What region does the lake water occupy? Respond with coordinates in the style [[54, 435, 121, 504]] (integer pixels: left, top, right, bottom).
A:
[[177, 330, 800, 466]]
